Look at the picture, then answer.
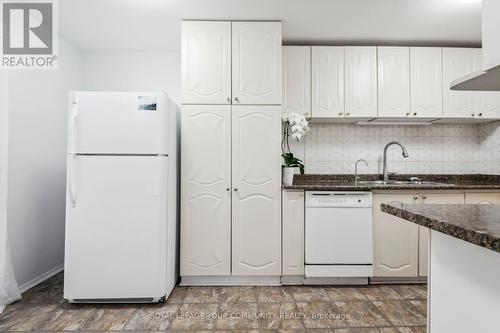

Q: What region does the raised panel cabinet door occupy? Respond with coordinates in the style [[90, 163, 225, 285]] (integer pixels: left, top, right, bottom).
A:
[[419, 193, 465, 276], [345, 47, 377, 118], [282, 190, 305, 276], [311, 46, 345, 117], [475, 49, 500, 119], [283, 46, 311, 116], [377, 47, 410, 117], [232, 22, 282, 105], [373, 194, 419, 277], [410, 47, 443, 118], [181, 105, 231, 276], [443, 48, 477, 118], [181, 21, 232, 104], [232, 106, 281, 276], [465, 192, 500, 204]]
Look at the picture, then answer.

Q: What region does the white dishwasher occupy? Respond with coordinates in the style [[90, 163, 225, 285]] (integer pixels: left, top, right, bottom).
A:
[[305, 191, 373, 283]]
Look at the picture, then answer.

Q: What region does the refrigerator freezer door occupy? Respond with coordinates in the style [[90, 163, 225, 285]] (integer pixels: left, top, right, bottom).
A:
[[68, 92, 169, 155], [64, 155, 168, 300]]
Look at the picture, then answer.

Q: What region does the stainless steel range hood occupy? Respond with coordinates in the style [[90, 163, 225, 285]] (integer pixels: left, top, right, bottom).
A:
[[451, 62, 500, 91]]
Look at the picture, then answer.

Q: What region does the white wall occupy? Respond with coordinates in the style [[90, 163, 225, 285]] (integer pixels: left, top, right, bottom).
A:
[[80, 51, 181, 104], [7, 38, 81, 287]]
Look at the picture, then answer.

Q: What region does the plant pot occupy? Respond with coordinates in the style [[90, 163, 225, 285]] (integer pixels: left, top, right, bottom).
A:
[[282, 166, 298, 186]]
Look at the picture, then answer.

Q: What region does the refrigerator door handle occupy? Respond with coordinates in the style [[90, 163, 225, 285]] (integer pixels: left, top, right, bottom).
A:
[[70, 101, 78, 152], [68, 155, 77, 207]]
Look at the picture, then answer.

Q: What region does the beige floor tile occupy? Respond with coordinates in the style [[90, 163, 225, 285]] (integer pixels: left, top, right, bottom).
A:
[[35, 303, 97, 331], [395, 327, 427, 333], [124, 303, 178, 331], [258, 286, 294, 303], [215, 302, 259, 330], [324, 287, 368, 301], [166, 287, 188, 303], [291, 287, 330, 302], [372, 301, 426, 327], [408, 300, 427, 316], [169, 303, 218, 330], [219, 287, 258, 303], [0, 303, 58, 331], [258, 302, 304, 330], [296, 302, 348, 329], [78, 305, 139, 331], [183, 287, 220, 303], [334, 301, 390, 327], [390, 285, 427, 300], [360, 286, 403, 301]]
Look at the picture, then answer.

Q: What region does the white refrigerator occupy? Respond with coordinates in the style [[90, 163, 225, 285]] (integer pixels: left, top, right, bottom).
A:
[[64, 91, 178, 303]]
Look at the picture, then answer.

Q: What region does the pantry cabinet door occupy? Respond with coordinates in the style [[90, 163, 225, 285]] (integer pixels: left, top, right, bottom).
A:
[[282, 190, 305, 276], [419, 193, 465, 276], [345, 47, 377, 118], [232, 22, 282, 105], [181, 105, 231, 276], [465, 192, 500, 204], [181, 21, 232, 104], [443, 48, 478, 118], [475, 49, 500, 119], [377, 47, 410, 117], [311, 46, 345, 117], [283, 46, 311, 116], [232, 106, 281, 276], [373, 194, 419, 277], [410, 47, 443, 118]]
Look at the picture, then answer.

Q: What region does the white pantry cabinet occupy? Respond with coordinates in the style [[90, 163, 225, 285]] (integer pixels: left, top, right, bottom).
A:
[[373, 193, 419, 277], [410, 47, 443, 118], [282, 190, 304, 276], [465, 192, 500, 204], [182, 21, 282, 105], [232, 106, 282, 276], [181, 21, 232, 105], [232, 22, 282, 105], [377, 47, 411, 117], [282, 46, 311, 116], [443, 48, 478, 118], [418, 193, 465, 277], [311, 46, 345, 117], [345, 47, 378, 118], [180, 105, 232, 276]]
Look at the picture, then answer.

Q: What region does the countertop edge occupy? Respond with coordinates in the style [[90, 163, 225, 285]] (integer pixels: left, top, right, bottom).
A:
[[380, 203, 500, 253]]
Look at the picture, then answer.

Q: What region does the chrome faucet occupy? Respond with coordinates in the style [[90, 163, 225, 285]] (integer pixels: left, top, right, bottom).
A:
[[383, 141, 409, 182], [354, 159, 368, 186]]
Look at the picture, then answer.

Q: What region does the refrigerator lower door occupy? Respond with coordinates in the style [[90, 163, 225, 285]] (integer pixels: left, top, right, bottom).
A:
[[64, 155, 168, 301]]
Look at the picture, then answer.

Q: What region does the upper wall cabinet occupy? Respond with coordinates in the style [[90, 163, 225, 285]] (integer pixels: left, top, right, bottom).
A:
[[181, 21, 282, 105], [232, 22, 282, 105], [181, 21, 232, 104], [378, 47, 410, 117], [475, 49, 500, 118], [443, 48, 478, 118], [311, 47, 345, 117], [410, 47, 443, 118], [282, 46, 311, 116], [345, 47, 378, 118]]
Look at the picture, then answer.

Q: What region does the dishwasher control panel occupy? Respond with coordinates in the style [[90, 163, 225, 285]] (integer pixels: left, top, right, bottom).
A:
[[305, 192, 372, 208]]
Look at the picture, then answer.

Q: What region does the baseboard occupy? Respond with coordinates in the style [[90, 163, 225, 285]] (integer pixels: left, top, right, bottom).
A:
[[18, 264, 64, 294], [370, 276, 427, 284]]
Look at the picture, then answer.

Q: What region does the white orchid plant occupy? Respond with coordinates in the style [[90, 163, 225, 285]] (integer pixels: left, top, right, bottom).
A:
[[281, 112, 310, 175]]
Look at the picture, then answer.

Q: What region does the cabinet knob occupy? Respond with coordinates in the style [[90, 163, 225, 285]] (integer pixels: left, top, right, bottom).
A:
[[338, 112, 343, 116], [413, 112, 417, 116], [346, 112, 350, 116], [406, 112, 410, 116], [227, 97, 231, 103], [226, 187, 230, 191], [421, 195, 427, 200], [234, 188, 238, 192], [479, 113, 483, 117], [234, 97, 239, 103], [413, 195, 418, 200], [471, 113, 476, 117]]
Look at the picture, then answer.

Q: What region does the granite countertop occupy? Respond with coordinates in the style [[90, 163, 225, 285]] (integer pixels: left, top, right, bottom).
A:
[[381, 203, 500, 253], [284, 174, 500, 191]]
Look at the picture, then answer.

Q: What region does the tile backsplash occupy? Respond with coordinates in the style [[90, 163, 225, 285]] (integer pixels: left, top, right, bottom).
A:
[[288, 122, 500, 175]]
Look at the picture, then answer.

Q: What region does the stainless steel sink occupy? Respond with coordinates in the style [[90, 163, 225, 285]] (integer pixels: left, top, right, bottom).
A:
[[358, 180, 452, 186]]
